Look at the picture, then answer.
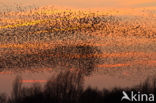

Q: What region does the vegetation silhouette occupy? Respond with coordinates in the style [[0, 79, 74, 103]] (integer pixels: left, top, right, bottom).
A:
[[1, 71, 156, 103]]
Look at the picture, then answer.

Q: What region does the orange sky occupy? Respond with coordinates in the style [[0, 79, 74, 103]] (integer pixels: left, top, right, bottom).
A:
[[0, 0, 156, 10]]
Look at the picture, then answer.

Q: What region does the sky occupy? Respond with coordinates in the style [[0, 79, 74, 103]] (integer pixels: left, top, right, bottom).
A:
[[0, 0, 156, 96], [0, 0, 156, 10]]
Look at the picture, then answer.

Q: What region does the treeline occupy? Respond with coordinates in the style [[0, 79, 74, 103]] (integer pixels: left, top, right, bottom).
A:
[[1, 71, 156, 103]]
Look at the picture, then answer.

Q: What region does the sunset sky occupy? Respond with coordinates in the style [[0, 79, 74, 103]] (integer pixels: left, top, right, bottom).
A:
[[0, 0, 156, 10], [0, 0, 156, 98]]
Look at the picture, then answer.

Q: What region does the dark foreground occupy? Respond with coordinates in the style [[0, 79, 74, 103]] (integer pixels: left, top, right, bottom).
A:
[[0, 71, 156, 103]]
